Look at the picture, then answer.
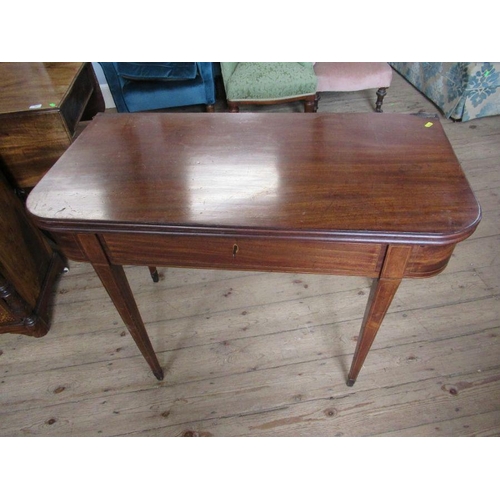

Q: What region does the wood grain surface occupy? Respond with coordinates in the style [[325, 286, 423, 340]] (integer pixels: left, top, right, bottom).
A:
[[27, 112, 480, 244], [0, 62, 104, 188]]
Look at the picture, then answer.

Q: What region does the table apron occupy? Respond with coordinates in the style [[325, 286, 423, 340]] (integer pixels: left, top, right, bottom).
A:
[[100, 233, 385, 277], [54, 231, 457, 279]]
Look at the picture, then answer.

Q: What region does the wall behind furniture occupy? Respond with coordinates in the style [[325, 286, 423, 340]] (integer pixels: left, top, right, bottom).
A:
[[92, 62, 116, 109]]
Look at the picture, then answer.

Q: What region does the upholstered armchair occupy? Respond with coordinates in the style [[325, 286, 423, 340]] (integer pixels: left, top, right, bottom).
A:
[[98, 62, 217, 112], [220, 62, 318, 112]]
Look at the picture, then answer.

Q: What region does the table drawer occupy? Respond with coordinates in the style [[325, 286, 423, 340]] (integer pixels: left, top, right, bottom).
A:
[[102, 233, 385, 277]]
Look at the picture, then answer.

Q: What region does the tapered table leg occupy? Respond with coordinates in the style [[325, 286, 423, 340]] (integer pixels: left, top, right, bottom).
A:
[[347, 245, 412, 386], [77, 234, 164, 380], [347, 277, 402, 386]]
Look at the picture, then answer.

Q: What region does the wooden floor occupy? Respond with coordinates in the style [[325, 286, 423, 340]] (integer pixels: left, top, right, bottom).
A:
[[1, 70, 499, 437]]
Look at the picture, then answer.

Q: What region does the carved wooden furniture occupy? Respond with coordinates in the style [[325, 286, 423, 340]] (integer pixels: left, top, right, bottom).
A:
[[0, 171, 64, 337], [26, 112, 481, 386], [0, 62, 104, 191], [314, 62, 393, 112]]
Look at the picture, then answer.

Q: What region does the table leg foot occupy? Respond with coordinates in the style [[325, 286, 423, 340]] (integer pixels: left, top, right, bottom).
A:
[[346, 378, 356, 387], [154, 369, 164, 381], [148, 266, 159, 283]]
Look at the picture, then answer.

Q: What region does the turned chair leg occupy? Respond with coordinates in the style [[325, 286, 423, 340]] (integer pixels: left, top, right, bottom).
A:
[[228, 102, 240, 113], [206, 104, 215, 112], [375, 87, 388, 112], [304, 96, 317, 113], [314, 93, 320, 112]]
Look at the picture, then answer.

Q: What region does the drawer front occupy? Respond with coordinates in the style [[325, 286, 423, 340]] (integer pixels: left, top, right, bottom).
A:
[[102, 233, 385, 277]]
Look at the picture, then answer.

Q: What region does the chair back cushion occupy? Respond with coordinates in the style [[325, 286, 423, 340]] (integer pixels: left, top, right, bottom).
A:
[[117, 63, 197, 81], [314, 62, 392, 92]]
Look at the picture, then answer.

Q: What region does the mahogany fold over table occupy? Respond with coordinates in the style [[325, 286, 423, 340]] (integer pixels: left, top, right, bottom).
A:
[[26, 113, 481, 386]]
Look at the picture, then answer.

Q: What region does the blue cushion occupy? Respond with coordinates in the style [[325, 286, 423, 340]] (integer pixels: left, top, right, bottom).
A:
[[117, 63, 197, 81]]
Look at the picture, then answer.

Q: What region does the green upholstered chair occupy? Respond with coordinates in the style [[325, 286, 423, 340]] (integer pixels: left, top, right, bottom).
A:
[[220, 62, 318, 112]]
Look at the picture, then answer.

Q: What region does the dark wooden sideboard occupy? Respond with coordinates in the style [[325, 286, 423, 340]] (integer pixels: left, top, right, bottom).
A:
[[0, 62, 103, 336], [0, 171, 63, 337], [0, 62, 105, 190]]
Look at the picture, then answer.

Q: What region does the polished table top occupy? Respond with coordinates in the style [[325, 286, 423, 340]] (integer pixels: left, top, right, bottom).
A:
[[27, 112, 480, 246]]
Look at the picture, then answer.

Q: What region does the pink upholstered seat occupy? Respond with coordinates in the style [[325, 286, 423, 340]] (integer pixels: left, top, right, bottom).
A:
[[314, 62, 393, 112]]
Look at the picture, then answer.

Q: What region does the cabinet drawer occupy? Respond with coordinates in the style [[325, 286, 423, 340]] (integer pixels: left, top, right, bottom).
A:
[[102, 233, 385, 277]]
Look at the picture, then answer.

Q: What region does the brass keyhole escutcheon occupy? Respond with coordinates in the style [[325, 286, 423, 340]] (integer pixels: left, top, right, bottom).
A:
[[232, 243, 239, 258]]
